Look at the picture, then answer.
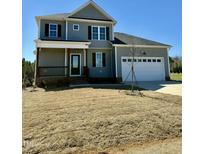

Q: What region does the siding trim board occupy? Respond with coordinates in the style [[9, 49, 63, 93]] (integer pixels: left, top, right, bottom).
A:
[[35, 39, 91, 49]]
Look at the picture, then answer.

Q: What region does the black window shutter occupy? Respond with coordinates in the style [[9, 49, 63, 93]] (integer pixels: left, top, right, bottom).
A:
[[45, 24, 49, 37], [102, 53, 106, 67], [92, 53, 96, 67], [88, 26, 91, 40], [58, 24, 61, 37], [106, 27, 110, 40]]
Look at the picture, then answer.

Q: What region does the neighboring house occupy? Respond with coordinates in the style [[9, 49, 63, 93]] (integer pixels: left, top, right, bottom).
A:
[[34, 0, 171, 85]]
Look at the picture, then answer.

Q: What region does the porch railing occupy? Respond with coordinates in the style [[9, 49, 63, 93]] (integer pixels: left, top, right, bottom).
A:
[[37, 66, 89, 77], [37, 66, 69, 77]]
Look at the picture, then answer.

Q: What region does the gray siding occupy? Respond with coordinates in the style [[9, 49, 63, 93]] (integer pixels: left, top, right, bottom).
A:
[[39, 48, 65, 66], [67, 21, 113, 47], [115, 47, 170, 78], [87, 49, 113, 78], [40, 20, 113, 49], [38, 48, 65, 76], [70, 4, 111, 21], [40, 20, 66, 40]]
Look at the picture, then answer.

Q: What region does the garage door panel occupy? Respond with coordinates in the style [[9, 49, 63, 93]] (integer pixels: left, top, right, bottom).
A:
[[121, 57, 165, 81]]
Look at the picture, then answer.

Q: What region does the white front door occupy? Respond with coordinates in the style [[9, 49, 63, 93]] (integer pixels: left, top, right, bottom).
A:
[[121, 57, 165, 81]]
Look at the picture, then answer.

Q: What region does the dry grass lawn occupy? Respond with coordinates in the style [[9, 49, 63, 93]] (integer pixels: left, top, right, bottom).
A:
[[23, 86, 182, 154]]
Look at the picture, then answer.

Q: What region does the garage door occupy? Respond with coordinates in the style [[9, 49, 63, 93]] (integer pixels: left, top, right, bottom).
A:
[[121, 57, 165, 81]]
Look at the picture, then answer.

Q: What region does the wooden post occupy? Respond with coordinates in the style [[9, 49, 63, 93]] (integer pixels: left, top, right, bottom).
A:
[[34, 48, 39, 86], [65, 48, 68, 76], [83, 49, 87, 67]]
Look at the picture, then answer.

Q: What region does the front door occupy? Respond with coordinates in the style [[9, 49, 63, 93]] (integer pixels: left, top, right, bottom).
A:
[[70, 54, 81, 76]]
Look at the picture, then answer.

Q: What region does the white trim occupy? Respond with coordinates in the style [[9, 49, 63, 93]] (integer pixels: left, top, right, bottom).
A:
[[49, 23, 58, 38], [66, 20, 68, 40], [167, 48, 171, 77], [113, 44, 171, 48], [96, 52, 103, 68], [88, 48, 112, 50], [83, 49, 86, 67], [115, 46, 118, 78], [65, 49, 68, 76], [91, 26, 106, 41], [73, 24, 80, 31], [36, 16, 116, 25], [68, 0, 117, 24], [35, 39, 91, 49], [70, 53, 81, 77], [66, 18, 115, 24]]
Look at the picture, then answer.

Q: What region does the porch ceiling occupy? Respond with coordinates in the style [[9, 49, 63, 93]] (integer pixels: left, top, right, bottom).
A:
[[35, 39, 91, 49]]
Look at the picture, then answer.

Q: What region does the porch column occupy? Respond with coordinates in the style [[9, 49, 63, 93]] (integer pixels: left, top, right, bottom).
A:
[[83, 49, 87, 67], [34, 48, 40, 86], [115, 46, 118, 78], [66, 20, 68, 40], [65, 48, 68, 76]]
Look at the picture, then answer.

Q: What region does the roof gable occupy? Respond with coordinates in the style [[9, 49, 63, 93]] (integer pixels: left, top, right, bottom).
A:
[[68, 1, 116, 22]]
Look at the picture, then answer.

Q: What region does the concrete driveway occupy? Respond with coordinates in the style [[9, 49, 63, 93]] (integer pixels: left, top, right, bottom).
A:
[[137, 81, 182, 96]]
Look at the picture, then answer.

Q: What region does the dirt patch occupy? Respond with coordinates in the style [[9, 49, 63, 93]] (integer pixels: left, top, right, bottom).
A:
[[23, 87, 181, 153]]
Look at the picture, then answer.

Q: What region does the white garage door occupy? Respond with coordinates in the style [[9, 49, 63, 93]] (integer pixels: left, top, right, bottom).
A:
[[121, 57, 165, 81]]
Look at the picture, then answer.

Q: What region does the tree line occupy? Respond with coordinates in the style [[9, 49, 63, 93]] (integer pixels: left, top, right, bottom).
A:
[[169, 56, 182, 73], [22, 58, 35, 88]]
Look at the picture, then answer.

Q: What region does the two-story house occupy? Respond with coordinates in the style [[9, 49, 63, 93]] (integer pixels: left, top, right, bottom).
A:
[[34, 0, 171, 86]]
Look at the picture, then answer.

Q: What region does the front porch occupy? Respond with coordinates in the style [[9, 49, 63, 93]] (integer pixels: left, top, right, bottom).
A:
[[35, 39, 91, 85]]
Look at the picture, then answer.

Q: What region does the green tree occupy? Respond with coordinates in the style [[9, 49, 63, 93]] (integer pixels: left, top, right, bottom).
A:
[[169, 56, 182, 73], [22, 58, 35, 87]]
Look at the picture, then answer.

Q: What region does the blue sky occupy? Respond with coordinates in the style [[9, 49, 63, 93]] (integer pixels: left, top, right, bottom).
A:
[[23, 0, 181, 62]]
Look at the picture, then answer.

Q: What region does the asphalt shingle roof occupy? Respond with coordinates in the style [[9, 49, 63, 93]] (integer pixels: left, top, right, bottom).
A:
[[112, 32, 171, 47]]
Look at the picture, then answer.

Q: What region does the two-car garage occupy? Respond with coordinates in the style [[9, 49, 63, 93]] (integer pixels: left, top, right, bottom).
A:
[[121, 57, 165, 81], [113, 32, 171, 82]]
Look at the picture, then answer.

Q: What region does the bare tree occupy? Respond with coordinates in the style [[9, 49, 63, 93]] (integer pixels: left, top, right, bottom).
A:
[[123, 44, 144, 95]]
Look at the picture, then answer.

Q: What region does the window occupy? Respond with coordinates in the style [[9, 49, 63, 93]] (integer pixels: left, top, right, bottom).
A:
[[148, 59, 151, 62], [73, 24, 79, 31], [128, 59, 132, 62], [143, 59, 147, 62], [96, 52, 103, 67], [100, 27, 106, 40], [122, 59, 127, 62], [92, 26, 106, 40], [49, 24, 57, 38], [157, 59, 161, 62], [138, 59, 142, 62], [92, 26, 98, 40], [152, 59, 156, 62], [133, 59, 137, 62]]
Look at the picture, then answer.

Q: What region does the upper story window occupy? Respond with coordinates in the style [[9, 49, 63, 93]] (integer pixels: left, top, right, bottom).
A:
[[92, 26, 98, 40], [92, 26, 106, 40], [49, 24, 58, 38], [100, 27, 106, 40], [73, 24, 79, 31]]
